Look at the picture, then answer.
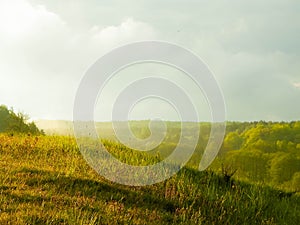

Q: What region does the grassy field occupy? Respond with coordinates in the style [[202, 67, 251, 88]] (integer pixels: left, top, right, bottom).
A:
[[0, 134, 299, 224]]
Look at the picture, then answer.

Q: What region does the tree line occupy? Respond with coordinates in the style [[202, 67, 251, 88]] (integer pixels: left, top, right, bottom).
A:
[[216, 121, 300, 192]]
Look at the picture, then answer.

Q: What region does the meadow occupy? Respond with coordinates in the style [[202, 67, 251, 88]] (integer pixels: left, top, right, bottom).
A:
[[0, 133, 299, 224]]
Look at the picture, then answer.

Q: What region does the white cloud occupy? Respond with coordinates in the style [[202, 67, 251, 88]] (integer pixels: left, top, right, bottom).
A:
[[82, 17, 156, 61], [0, 0, 65, 40], [293, 82, 300, 88], [91, 18, 155, 43], [0, 0, 157, 120]]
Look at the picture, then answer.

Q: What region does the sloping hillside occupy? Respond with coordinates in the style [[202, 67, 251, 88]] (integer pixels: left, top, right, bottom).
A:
[[0, 134, 299, 224]]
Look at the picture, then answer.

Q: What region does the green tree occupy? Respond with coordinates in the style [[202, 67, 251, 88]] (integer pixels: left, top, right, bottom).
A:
[[0, 105, 43, 135], [223, 131, 244, 151], [291, 172, 300, 192], [269, 153, 300, 184]]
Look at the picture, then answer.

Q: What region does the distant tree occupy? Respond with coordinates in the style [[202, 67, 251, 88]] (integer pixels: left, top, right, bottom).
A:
[[216, 121, 300, 190], [291, 172, 300, 192], [223, 131, 244, 151], [269, 153, 300, 184], [226, 149, 270, 182]]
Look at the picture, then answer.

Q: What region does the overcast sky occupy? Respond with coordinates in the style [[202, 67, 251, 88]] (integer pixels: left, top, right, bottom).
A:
[[0, 0, 299, 121]]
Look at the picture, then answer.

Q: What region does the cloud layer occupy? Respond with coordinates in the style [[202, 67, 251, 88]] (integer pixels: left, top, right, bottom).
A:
[[1, 0, 299, 121]]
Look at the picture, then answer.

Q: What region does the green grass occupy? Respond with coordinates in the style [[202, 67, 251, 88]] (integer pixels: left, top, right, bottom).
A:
[[0, 134, 299, 224]]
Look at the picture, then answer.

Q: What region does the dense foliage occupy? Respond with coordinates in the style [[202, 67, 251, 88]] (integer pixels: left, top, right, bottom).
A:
[[0, 105, 44, 135], [216, 121, 300, 192]]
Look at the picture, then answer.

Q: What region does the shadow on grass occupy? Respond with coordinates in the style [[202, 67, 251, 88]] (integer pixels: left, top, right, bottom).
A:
[[8, 167, 177, 213], [2, 166, 300, 224]]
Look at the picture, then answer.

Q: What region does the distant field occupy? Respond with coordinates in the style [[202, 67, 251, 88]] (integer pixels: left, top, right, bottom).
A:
[[0, 134, 299, 224]]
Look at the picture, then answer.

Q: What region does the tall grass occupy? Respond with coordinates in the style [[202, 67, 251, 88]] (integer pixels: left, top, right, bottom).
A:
[[0, 134, 299, 224]]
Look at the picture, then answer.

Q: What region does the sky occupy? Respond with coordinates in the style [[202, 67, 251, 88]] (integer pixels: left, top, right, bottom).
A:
[[0, 0, 300, 122]]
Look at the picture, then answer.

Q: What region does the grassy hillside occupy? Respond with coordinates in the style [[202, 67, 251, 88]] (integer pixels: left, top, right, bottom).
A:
[[36, 120, 300, 192], [0, 134, 299, 224]]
